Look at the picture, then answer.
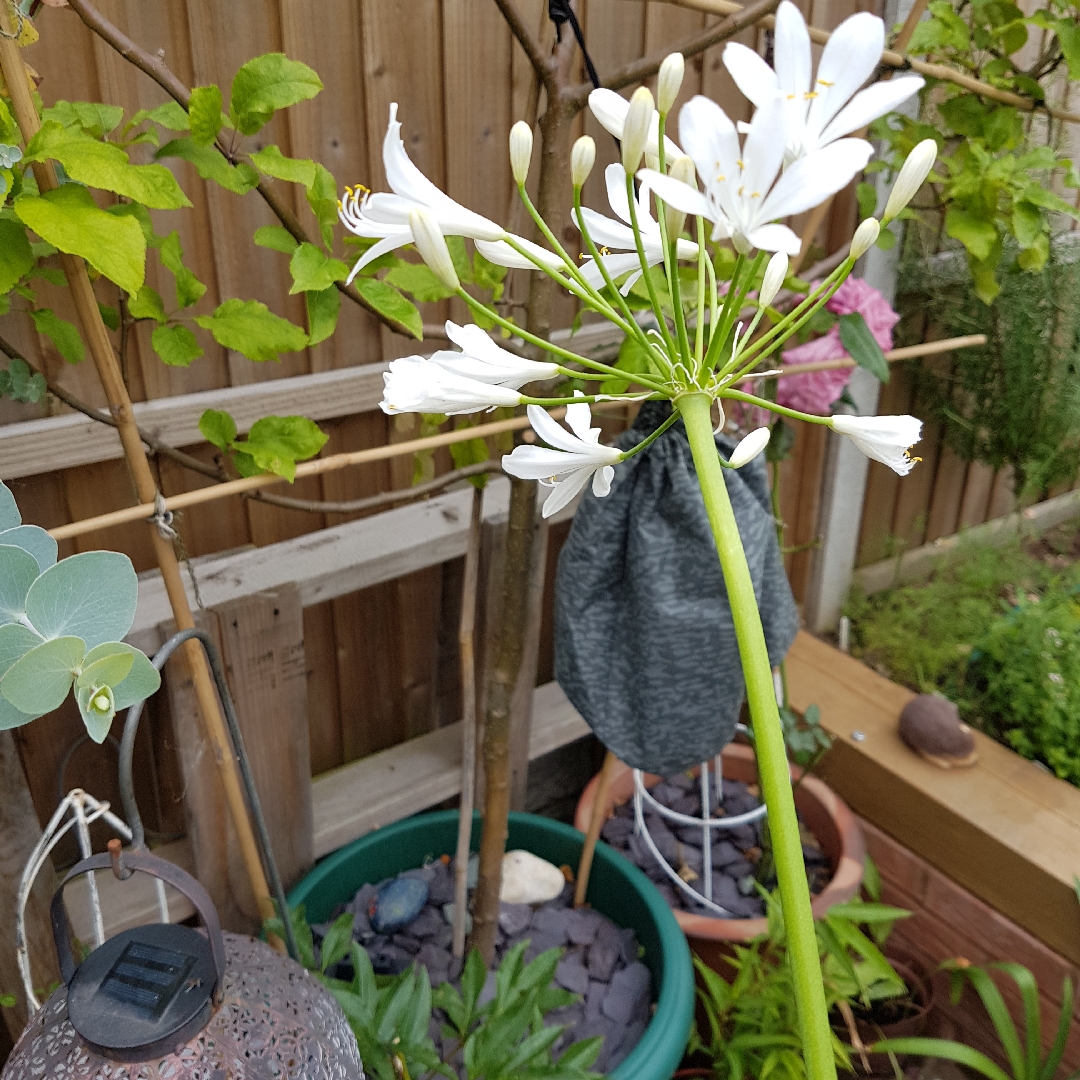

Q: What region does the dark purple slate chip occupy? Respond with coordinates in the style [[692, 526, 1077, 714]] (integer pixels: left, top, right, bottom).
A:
[[555, 957, 590, 996]]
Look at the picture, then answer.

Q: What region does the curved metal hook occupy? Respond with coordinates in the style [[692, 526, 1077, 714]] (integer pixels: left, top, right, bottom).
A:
[[120, 628, 300, 963]]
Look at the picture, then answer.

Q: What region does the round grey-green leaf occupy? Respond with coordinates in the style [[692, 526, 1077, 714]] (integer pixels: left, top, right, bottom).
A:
[[0, 525, 58, 572], [24, 550, 138, 647], [0, 622, 42, 679], [77, 648, 135, 690], [108, 645, 162, 710], [0, 636, 85, 715], [76, 682, 116, 743], [0, 544, 41, 626], [0, 482, 20, 531], [0, 693, 40, 732]]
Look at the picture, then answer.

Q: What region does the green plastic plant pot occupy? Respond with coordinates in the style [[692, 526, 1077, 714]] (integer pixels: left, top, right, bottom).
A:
[[288, 810, 695, 1080]]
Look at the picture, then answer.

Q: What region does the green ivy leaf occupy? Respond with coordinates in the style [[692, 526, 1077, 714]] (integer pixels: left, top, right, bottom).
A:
[[231, 415, 328, 481], [156, 138, 259, 195], [24, 121, 191, 210], [188, 85, 224, 146], [305, 163, 337, 249], [305, 285, 340, 346], [353, 277, 422, 339], [151, 324, 203, 368], [229, 53, 323, 136], [0, 544, 40, 625], [945, 207, 998, 262], [0, 218, 33, 293], [42, 101, 124, 139], [0, 636, 85, 715], [158, 231, 206, 309], [250, 145, 316, 187], [0, 525, 56, 572], [289, 242, 348, 294], [24, 550, 138, 648], [30, 308, 85, 364], [839, 312, 889, 383], [385, 260, 455, 303], [199, 408, 237, 450], [14, 185, 145, 297], [128, 285, 168, 324], [194, 298, 308, 361], [254, 224, 299, 255]]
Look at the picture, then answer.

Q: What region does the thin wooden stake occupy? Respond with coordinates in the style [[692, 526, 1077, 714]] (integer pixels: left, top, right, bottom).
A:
[[452, 485, 484, 958], [0, 14, 276, 934], [575, 750, 619, 908]]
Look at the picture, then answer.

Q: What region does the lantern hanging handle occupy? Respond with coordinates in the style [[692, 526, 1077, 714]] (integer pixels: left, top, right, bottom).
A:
[[50, 847, 228, 1001], [118, 627, 300, 963]]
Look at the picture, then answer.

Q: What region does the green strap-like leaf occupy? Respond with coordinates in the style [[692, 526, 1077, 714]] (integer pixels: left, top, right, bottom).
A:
[[1, 635, 85, 715], [24, 549, 138, 648], [838, 312, 889, 384], [872, 1038, 1012, 1080], [0, 525, 57, 573], [14, 185, 145, 297], [0, 544, 40, 625]]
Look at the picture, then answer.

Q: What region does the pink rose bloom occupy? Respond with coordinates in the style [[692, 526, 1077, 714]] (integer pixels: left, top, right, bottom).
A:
[[776, 277, 899, 416]]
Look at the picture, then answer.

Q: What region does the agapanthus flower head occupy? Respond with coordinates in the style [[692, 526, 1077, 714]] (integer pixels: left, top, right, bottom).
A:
[[502, 397, 622, 519], [381, 356, 522, 416], [722, 1, 923, 163], [641, 93, 872, 254], [831, 413, 922, 475]]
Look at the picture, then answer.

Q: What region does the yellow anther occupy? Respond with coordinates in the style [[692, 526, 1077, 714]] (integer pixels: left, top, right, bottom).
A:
[[600, 246, 611, 255], [736, 159, 745, 168], [715, 174, 726, 182], [786, 93, 796, 100], [751, 192, 760, 199], [344, 184, 353, 194], [738, 186, 744, 196], [818, 79, 834, 87], [804, 91, 818, 99]]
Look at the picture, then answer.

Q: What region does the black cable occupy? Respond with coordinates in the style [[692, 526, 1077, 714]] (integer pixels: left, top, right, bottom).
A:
[[549, 0, 600, 90]]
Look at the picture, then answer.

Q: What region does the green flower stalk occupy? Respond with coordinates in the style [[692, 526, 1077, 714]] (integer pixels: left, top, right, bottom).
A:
[[338, 9, 935, 1071]]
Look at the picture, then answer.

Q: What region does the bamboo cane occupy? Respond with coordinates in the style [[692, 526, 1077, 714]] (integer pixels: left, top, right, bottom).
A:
[[0, 13, 277, 932], [41, 333, 986, 544]]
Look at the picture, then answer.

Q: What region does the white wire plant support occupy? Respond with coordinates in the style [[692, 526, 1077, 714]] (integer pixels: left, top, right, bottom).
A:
[[632, 723, 773, 917], [15, 788, 168, 1011]]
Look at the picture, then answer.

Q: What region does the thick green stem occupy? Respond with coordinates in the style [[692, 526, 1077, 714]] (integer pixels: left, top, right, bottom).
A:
[[676, 391, 836, 1080]]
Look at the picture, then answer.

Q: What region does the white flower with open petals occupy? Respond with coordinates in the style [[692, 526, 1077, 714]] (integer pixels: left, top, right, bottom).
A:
[[473, 233, 565, 273], [573, 164, 698, 294], [831, 413, 922, 475], [502, 400, 622, 518], [723, 1, 922, 163], [641, 93, 872, 255], [339, 103, 506, 283], [588, 88, 681, 161], [381, 357, 522, 416], [429, 322, 560, 388]]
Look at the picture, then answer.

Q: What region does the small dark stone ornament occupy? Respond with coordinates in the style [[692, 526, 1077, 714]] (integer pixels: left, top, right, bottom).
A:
[[898, 694, 978, 768]]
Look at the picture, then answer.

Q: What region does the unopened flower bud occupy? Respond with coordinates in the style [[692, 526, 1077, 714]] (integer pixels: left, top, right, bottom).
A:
[[850, 217, 880, 260], [759, 251, 788, 309], [883, 139, 937, 222], [509, 121, 533, 186], [664, 155, 696, 238], [409, 208, 460, 290], [657, 53, 685, 114], [622, 86, 654, 174], [571, 136, 596, 188], [729, 427, 771, 468]]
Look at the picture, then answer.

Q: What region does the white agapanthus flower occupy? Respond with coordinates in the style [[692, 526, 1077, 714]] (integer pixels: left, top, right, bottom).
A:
[[728, 426, 771, 467], [474, 233, 565, 272], [573, 164, 699, 293], [588, 87, 681, 161], [381, 356, 522, 416], [502, 399, 622, 518], [339, 103, 507, 283], [641, 94, 872, 254], [831, 414, 923, 475], [722, 1, 923, 163], [429, 322, 560, 388]]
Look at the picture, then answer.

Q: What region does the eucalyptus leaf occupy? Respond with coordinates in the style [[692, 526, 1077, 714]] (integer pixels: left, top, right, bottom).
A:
[[76, 648, 135, 690], [76, 682, 115, 743], [0, 525, 58, 572], [0, 623, 42, 679], [0, 694, 40, 732], [109, 647, 161, 710], [0, 544, 40, 625], [0, 484, 18, 530], [24, 550, 138, 647], [1, 636, 85, 714]]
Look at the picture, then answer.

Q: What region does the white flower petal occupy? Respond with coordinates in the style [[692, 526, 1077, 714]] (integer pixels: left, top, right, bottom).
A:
[[528, 404, 592, 455], [739, 96, 788, 215], [592, 464, 615, 498], [817, 77, 924, 146], [679, 96, 741, 199], [758, 138, 872, 222], [502, 444, 585, 480], [565, 397, 599, 444], [580, 251, 651, 291], [344, 232, 412, 284], [775, 1, 813, 103], [587, 88, 681, 160], [729, 426, 771, 467], [575, 206, 642, 251], [832, 413, 922, 475], [475, 235, 564, 271], [721, 42, 779, 109], [542, 467, 594, 518], [805, 12, 884, 139], [637, 168, 712, 219], [744, 223, 802, 255]]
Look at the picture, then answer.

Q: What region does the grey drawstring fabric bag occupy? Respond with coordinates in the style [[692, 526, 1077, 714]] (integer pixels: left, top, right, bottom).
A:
[[554, 401, 799, 776]]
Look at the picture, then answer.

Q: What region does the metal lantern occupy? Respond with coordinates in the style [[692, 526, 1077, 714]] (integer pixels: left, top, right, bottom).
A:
[[2, 629, 364, 1080]]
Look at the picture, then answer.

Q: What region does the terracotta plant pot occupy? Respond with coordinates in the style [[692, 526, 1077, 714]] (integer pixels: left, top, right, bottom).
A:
[[575, 743, 866, 971]]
